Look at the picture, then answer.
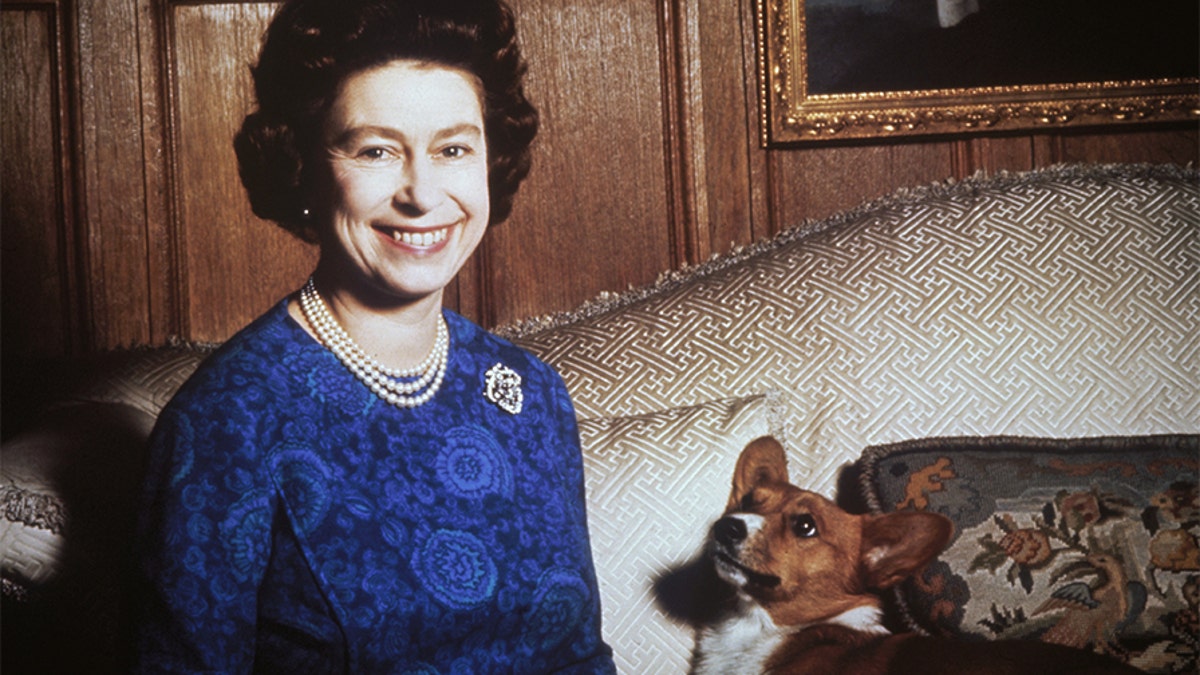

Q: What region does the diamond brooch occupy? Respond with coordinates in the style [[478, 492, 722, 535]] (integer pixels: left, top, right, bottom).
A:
[[484, 363, 523, 415]]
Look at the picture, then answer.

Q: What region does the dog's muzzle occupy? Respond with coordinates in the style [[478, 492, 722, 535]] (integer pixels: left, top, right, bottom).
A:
[[709, 515, 781, 589]]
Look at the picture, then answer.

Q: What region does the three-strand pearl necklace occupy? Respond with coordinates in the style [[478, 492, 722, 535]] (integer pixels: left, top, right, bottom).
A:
[[299, 277, 449, 408]]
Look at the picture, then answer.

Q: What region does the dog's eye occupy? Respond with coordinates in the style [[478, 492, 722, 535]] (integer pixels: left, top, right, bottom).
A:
[[791, 514, 818, 538]]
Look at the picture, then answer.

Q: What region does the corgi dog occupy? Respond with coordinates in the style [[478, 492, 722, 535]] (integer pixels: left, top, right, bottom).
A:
[[690, 437, 1144, 675]]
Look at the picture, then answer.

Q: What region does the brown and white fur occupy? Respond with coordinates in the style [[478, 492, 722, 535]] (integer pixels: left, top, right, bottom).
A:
[[690, 437, 1144, 675]]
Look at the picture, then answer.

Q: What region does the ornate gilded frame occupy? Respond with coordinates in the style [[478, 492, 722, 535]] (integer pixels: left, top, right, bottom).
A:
[[756, 0, 1200, 145]]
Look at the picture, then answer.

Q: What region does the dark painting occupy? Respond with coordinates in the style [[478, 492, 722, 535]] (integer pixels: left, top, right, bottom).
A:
[[806, 0, 1199, 95]]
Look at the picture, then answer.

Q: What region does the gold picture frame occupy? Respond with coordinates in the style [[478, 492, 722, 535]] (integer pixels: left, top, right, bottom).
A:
[[757, 0, 1200, 146]]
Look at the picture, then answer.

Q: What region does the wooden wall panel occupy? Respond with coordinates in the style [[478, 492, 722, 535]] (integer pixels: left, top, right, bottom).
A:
[[482, 0, 675, 326], [75, 0, 159, 349], [678, 0, 772, 257], [766, 142, 958, 230], [1053, 127, 1200, 167], [134, 0, 174, 347], [1, 7, 73, 359], [955, 136, 1037, 176], [169, 3, 317, 343]]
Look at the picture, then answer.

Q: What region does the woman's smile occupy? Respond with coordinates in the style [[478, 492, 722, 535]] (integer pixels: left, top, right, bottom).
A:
[[374, 223, 452, 250]]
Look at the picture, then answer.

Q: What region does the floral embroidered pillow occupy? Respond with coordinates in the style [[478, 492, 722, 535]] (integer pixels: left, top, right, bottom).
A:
[[854, 435, 1199, 675]]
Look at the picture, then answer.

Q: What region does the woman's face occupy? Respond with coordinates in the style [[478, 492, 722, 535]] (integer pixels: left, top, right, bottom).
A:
[[318, 60, 489, 305]]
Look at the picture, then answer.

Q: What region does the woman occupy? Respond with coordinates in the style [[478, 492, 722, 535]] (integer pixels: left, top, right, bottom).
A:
[[130, 1, 616, 672]]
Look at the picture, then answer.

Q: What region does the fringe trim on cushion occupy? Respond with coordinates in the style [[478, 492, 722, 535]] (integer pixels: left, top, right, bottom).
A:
[[1, 484, 67, 534], [1, 576, 31, 602], [495, 162, 1198, 340]]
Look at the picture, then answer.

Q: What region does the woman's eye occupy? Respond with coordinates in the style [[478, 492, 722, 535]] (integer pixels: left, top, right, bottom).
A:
[[439, 145, 472, 159], [358, 147, 392, 161]]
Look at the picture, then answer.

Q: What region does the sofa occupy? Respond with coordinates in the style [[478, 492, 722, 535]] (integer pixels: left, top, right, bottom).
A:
[[3, 163, 1197, 673]]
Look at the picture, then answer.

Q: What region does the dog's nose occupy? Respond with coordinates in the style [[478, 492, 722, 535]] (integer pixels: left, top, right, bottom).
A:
[[713, 517, 747, 547]]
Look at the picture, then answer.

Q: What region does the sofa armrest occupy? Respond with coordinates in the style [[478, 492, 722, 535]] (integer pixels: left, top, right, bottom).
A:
[[2, 400, 158, 671]]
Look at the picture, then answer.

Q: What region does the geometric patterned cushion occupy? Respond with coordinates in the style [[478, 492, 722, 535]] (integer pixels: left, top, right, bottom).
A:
[[854, 434, 1200, 674], [68, 345, 212, 417], [507, 164, 1200, 502], [1, 482, 68, 593], [578, 393, 788, 674]]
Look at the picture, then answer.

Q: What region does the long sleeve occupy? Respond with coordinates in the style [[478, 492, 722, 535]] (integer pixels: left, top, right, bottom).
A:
[[546, 377, 616, 674], [131, 389, 277, 672]]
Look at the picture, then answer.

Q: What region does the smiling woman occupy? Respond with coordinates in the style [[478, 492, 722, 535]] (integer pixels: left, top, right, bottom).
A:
[[128, 1, 616, 672]]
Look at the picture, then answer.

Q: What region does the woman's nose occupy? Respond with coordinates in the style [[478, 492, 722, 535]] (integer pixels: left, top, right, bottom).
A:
[[393, 158, 440, 215]]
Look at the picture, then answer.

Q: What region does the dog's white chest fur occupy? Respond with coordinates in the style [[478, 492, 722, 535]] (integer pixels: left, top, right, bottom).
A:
[[691, 604, 888, 675], [692, 603, 786, 675]]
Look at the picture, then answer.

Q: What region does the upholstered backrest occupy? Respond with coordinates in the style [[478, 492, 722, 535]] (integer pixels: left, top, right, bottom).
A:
[[504, 163, 1200, 673]]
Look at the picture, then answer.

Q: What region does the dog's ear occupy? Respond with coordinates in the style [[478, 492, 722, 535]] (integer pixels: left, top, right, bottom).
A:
[[728, 436, 789, 510], [859, 511, 953, 589]]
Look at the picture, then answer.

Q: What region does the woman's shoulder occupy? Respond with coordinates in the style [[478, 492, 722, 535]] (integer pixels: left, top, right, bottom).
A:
[[447, 311, 541, 361], [445, 311, 561, 381], [164, 299, 309, 411]]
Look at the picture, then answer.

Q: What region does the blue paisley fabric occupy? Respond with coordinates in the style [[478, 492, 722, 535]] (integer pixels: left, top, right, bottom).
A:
[[131, 300, 615, 674]]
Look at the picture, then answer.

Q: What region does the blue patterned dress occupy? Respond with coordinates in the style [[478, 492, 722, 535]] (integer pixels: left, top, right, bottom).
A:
[[132, 300, 615, 674]]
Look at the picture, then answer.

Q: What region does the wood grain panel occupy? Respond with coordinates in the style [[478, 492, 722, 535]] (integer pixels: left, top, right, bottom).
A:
[[767, 142, 956, 232], [170, 3, 317, 343], [679, 0, 772, 257], [1, 7, 72, 359], [136, 0, 174, 346], [955, 136, 1036, 177], [76, 0, 156, 349], [1054, 126, 1200, 167], [481, 0, 674, 327]]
